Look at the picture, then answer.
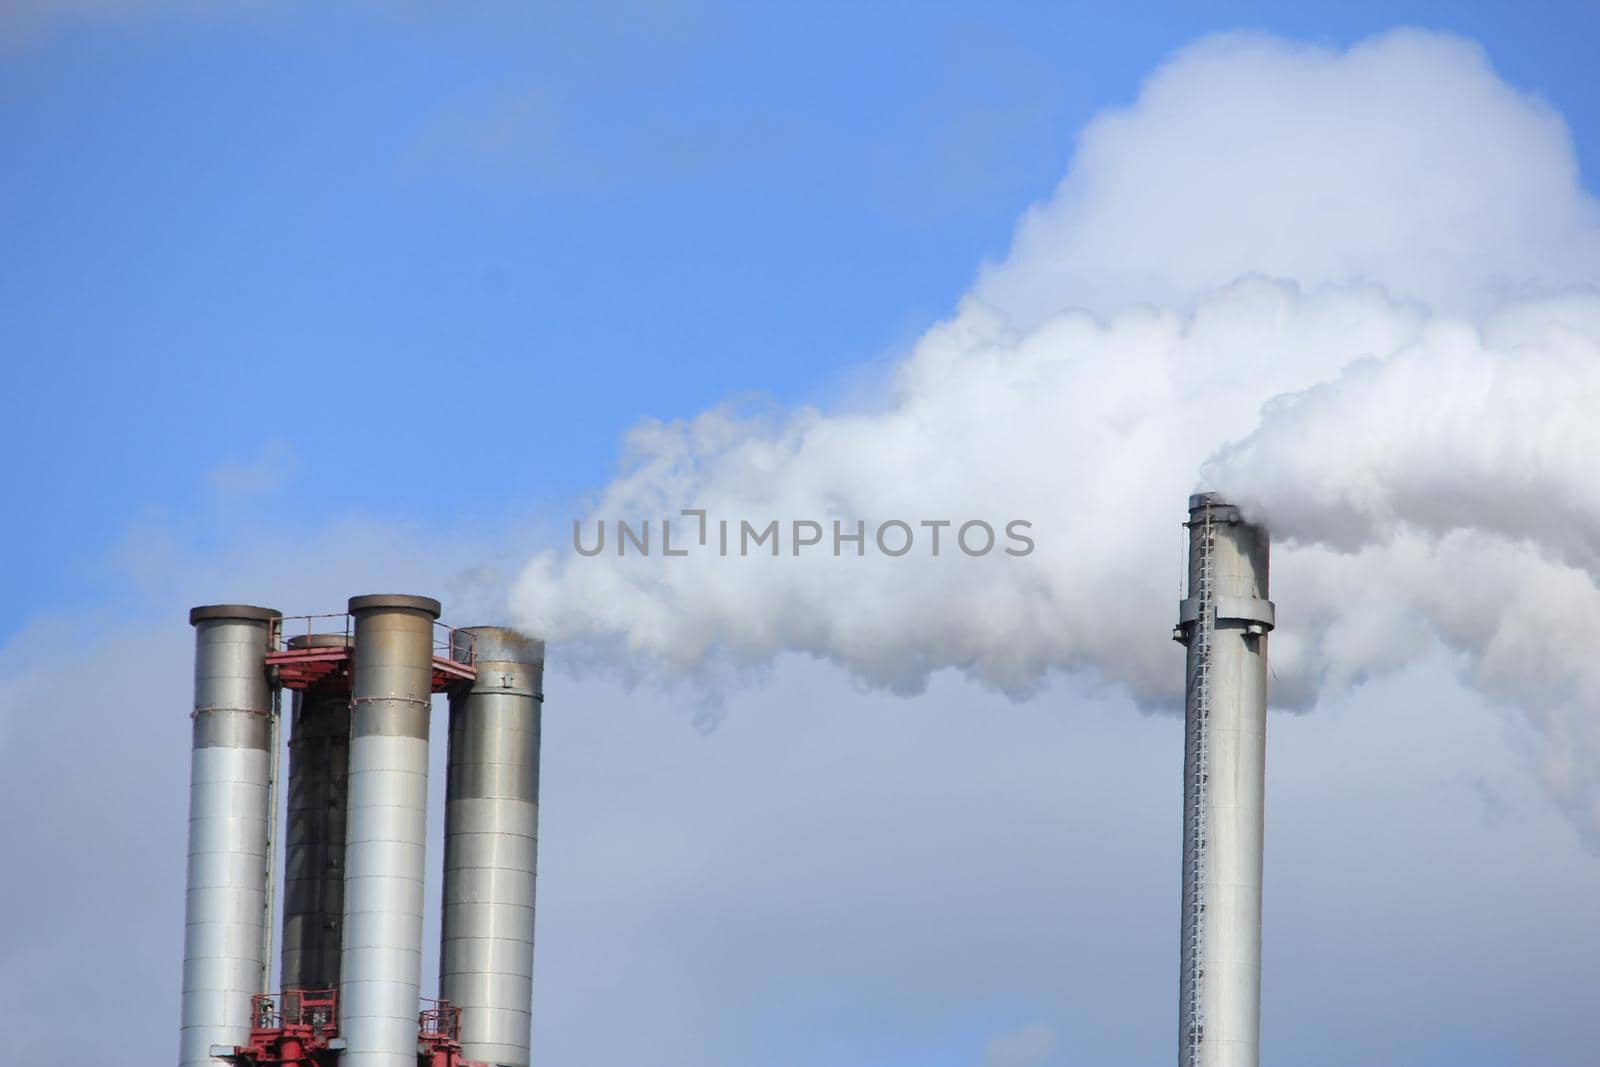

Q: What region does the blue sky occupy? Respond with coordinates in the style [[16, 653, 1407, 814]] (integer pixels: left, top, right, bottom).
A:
[[6, 4, 1600, 1067], [4, 0, 1599, 638]]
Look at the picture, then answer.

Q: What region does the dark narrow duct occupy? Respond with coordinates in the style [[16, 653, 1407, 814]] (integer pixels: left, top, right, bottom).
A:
[[280, 633, 352, 993], [441, 627, 546, 1067]]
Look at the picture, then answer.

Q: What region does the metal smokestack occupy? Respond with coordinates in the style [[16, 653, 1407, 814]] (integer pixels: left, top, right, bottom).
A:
[[280, 633, 352, 992], [1173, 494, 1274, 1067], [180, 604, 280, 1067], [440, 627, 545, 1067], [340, 594, 441, 1067]]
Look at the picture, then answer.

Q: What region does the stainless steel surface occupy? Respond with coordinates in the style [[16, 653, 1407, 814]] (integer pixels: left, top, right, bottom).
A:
[[181, 604, 280, 1067], [1174, 494, 1274, 1067], [281, 634, 353, 992], [340, 595, 440, 1067], [441, 627, 545, 1067]]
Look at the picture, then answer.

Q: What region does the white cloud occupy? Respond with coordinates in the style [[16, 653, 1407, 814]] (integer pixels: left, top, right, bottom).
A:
[[510, 29, 1600, 837], [976, 30, 1600, 324]]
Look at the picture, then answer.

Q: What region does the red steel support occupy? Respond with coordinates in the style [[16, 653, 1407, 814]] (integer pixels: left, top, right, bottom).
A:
[[417, 1000, 487, 1067], [216, 990, 341, 1067]]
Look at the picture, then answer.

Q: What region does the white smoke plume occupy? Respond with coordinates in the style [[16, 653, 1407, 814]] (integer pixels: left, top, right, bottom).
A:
[[511, 31, 1600, 831]]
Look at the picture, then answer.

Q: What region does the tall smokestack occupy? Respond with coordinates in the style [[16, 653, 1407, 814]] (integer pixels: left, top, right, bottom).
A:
[[340, 594, 441, 1067], [1173, 493, 1274, 1067], [280, 633, 352, 992], [440, 627, 545, 1067], [180, 604, 280, 1067]]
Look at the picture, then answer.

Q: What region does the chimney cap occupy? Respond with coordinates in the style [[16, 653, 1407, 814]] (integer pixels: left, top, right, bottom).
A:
[[452, 626, 545, 664], [189, 604, 281, 625], [1188, 491, 1234, 511], [347, 594, 442, 618]]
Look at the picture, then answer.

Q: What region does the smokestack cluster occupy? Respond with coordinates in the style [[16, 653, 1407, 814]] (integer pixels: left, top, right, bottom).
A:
[[179, 595, 545, 1067]]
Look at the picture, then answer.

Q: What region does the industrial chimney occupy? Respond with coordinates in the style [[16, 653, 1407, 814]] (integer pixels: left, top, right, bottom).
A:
[[180, 604, 281, 1067], [1172, 493, 1274, 1067], [440, 627, 546, 1067], [340, 594, 441, 1067]]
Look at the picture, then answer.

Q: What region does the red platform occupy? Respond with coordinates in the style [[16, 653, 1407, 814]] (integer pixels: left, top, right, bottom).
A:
[[215, 991, 486, 1067], [418, 1000, 486, 1067], [267, 613, 476, 692], [214, 990, 340, 1067]]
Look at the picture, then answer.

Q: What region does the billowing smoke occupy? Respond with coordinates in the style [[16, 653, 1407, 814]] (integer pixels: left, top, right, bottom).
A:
[[511, 31, 1600, 831]]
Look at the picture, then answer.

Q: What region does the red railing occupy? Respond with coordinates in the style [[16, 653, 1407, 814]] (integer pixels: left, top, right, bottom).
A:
[[266, 612, 476, 690], [250, 988, 338, 1038], [418, 998, 463, 1043], [271, 612, 354, 653], [270, 613, 475, 663]]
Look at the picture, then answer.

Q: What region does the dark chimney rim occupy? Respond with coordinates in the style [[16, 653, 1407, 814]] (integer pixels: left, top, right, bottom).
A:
[[347, 593, 442, 618], [189, 604, 281, 625], [452, 625, 545, 664], [1188, 491, 1234, 511]]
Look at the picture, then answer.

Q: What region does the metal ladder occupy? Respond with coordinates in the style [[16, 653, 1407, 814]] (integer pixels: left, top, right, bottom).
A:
[[1184, 506, 1216, 1066]]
